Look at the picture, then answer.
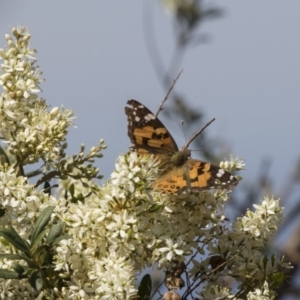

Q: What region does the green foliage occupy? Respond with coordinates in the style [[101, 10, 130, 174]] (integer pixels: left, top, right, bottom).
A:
[[138, 274, 152, 300], [0, 206, 71, 292]]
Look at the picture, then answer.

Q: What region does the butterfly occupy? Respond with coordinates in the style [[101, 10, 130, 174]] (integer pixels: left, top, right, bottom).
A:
[[125, 99, 238, 193]]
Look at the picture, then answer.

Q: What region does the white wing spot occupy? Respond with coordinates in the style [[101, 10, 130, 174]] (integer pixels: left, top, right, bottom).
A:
[[138, 105, 145, 108], [144, 113, 156, 121], [216, 169, 225, 178], [135, 116, 140, 122]]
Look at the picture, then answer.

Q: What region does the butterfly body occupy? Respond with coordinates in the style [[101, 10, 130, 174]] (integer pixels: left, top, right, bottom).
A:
[[125, 99, 238, 193]]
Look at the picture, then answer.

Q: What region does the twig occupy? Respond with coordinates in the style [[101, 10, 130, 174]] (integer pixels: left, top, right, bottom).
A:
[[182, 244, 247, 299], [183, 118, 215, 149], [155, 69, 183, 117], [34, 170, 60, 188], [150, 280, 165, 300]]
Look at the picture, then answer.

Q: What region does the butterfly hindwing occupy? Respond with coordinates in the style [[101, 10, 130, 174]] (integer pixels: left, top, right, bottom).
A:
[[154, 160, 237, 193]]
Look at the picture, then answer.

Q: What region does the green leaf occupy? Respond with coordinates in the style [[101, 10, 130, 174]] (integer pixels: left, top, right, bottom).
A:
[[48, 234, 72, 246], [148, 203, 163, 213], [262, 255, 268, 270], [0, 253, 34, 268], [0, 269, 19, 279], [77, 193, 84, 202], [0, 227, 30, 254], [11, 262, 25, 275], [69, 183, 75, 196], [0, 206, 6, 217], [45, 221, 63, 245], [0, 253, 25, 260], [270, 272, 285, 286], [29, 270, 43, 291], [30, 245, 48, 265], [31, 206, 54, 244], [43, 181, 51, 196], [271, 254, 275, 266], [0, 145, 10, 165], [31, 242, 48, 257], [82, 181, 89, 188], [31, 229, 48, 254], [138, 274, 152, 300]]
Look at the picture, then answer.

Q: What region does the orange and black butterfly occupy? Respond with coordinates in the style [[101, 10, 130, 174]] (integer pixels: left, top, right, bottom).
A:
[[125, 99, 238, 193]]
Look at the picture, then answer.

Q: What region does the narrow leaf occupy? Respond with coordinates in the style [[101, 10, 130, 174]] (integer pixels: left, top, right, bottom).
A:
[[31, 206, 54, 244], [0, 253, 34, 268], [69, 183, 75, 196], [0, 227, 30, 254], [0, 206, 6, 217], [45, 221, 63, 245], [0, 146, 10, 165], [31, 244, 48, 264], [0, 269, 19, 279], [43, 181, 51, 196], [0, 253, 25, 260], [49, 234, 72, 246], [11, 262, 25, 275], [82, 181, 89, 188], [138, 274, 152, 300], [30, 230, 48, 255]]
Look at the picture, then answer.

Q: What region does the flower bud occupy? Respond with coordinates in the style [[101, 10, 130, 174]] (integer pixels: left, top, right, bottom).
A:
[[50, 107, 59, 117]]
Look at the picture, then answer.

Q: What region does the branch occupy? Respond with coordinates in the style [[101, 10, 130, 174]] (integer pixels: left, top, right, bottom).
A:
[[34, 170, 61, 188]]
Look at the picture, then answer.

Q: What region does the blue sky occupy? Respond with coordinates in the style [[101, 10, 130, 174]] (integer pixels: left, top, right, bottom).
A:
[[0, 1, 299, 198]]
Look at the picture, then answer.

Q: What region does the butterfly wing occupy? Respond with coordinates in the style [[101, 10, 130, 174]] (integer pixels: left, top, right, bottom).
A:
[[125, 99, 178, 154], [154, 159, 238, 193]]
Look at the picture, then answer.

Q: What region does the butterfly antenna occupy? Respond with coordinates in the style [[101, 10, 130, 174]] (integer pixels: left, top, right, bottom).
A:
[[155, 69, 183, 117], [183, 118, 216, 149]]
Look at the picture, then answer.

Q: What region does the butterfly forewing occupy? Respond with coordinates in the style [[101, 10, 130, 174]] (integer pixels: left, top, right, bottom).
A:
[[125, 100, 178, 154]]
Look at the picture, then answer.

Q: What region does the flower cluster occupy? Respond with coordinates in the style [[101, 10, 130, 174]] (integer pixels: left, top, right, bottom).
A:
[[54, 152, 246, 298], [219, 155, 245, 172], [0, 26, 106, 299], [0, 25, 74, 165], [55, 153, 163, 298], [111, 152, 159, 194], [236, 196, 282, 240], [196, 196, 289, 299], [0, 164, 64, 298], [200, 281, 275, 300], [49, 151, 292, 299]]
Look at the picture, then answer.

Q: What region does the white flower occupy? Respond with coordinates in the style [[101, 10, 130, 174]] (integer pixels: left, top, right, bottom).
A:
[[237, 196, 282, 240], [220, 155, 245, 172], [89, 252, 137, 299], [111, 152, 159, 194], [247, 281, 274, 300], [158, 238, 184, 261], [200, 285, 234, 300]]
